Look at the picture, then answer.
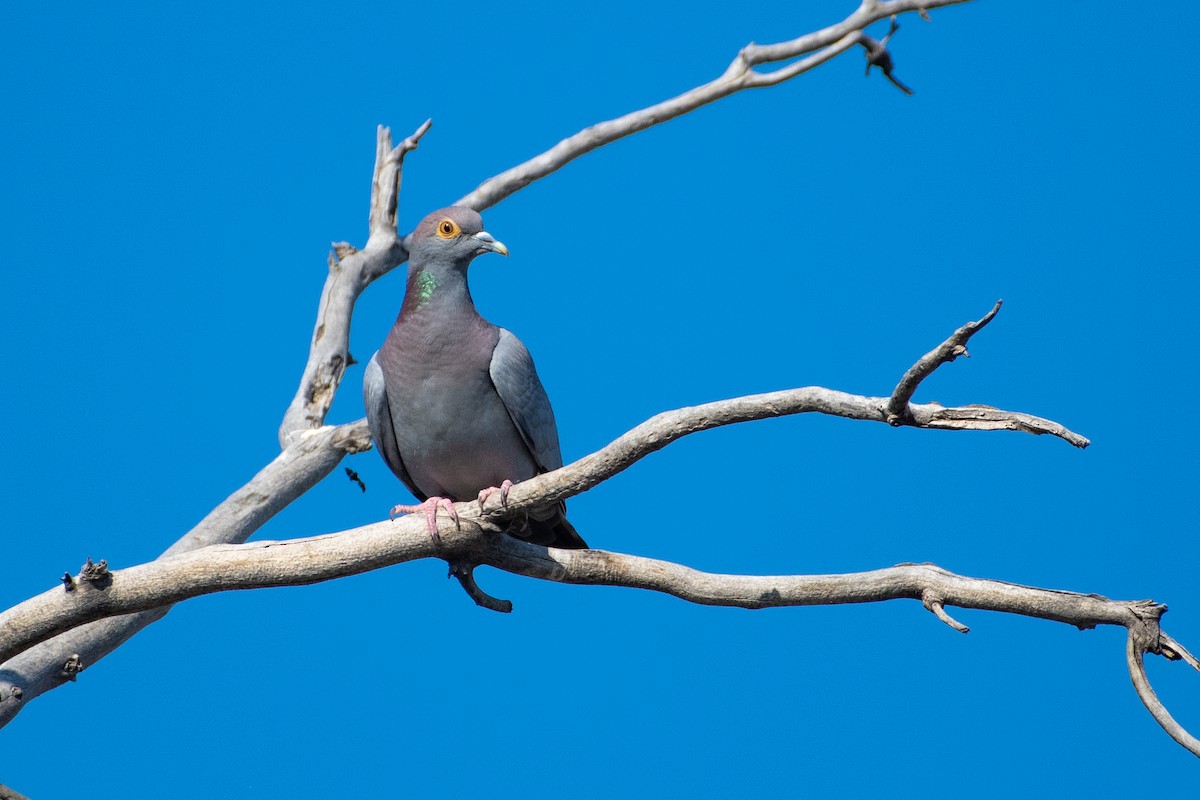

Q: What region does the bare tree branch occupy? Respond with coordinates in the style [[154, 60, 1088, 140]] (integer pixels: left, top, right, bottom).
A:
[[2, 510, 1194, 752], [886, 299, 1003, 424], [0, 296, 1082, 724], [923, 589, 970, 633], [274, 3, 963, 452], [3, 294, 1186, 752], [0, 299, 1087, 666], [482, 307, 1086, 523], [449, 561, 514, 613], [0, 421, 370, 725], [498, 388, 1088, 519], [1126, 610, 1200, 757], [457, 0, 967, 211], [278, 122, 431, 445], [0, 529, 1173, 664], [0, 784, 31, 800]]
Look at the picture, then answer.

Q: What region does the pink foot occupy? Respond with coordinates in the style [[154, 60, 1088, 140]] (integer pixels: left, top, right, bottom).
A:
[[477, 479, 515, 511], [389, 497, 459, 544]]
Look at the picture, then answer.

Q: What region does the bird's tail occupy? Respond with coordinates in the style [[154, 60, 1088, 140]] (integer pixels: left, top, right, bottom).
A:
[[519, 504, 588, 549]]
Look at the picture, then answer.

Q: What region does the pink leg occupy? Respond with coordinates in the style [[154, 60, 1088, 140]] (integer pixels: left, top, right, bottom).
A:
[[477, 479, 515, 511], [389, 497, 459, 544]]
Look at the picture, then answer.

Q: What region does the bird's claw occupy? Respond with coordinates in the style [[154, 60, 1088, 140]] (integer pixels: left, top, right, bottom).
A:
[[477, 479, 515, 511], [388, 496, 459, 545]]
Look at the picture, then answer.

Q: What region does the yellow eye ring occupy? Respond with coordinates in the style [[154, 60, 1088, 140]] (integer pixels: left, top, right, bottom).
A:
[[436, 218, 460, 239]]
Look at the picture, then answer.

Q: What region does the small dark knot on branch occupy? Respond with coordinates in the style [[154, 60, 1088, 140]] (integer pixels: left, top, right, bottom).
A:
[[79, 557, 112, 589], [61, 573, 76, 592], [1, 686, 23, 703], [1127, 600, 1169, 655], [61, 654, 85, 682]]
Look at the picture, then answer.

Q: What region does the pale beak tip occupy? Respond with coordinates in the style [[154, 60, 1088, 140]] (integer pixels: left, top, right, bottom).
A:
[[475, 231, 509, 257]]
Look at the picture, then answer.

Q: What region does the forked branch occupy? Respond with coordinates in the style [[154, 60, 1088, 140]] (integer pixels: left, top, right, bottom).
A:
[[1126, 608, 1200, 756], [278, 122, 431, 445], [0, 304, 1087, 666], [458, 1, 966, 211], [886, 299, 1003, 424], [279, 2, 961, 446], [1, 520, 1194, 755], [0, 296, 1088, 724]]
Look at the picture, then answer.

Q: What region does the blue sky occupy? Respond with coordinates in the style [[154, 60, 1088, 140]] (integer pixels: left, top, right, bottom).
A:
[[3, 1, 1198, 795]]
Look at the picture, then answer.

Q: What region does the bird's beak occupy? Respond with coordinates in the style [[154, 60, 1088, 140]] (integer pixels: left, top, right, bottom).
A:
[[473, 231, 509, 257]]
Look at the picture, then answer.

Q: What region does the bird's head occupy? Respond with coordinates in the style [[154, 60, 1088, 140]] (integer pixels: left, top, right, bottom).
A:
[[408, 206, 508, 269]]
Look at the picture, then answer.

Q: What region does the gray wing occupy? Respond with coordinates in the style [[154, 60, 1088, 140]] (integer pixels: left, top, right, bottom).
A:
[[363, 352, 425, 500], [488, 328, 563, 472]]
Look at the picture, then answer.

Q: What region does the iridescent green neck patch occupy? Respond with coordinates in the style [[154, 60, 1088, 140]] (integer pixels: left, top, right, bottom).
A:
[[415, 269, 437, 307]]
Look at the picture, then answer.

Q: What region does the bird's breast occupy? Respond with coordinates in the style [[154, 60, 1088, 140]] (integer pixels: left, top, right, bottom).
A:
[[379, 321, 536, 500]]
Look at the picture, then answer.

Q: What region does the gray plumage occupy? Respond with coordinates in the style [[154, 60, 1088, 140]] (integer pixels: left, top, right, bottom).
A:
[[364, 206, 586, 549]]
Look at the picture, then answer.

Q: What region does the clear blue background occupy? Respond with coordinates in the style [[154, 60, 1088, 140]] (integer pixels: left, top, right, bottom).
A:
[[3, 1, 1197, 795]]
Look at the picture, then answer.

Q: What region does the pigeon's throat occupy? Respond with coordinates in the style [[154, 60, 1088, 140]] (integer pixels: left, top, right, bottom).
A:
[[400, 264, 475, 319], [413, 269, 437, 308]]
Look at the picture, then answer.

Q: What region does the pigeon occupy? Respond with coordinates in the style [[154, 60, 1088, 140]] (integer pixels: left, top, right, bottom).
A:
[[363, 206, 587, 549]]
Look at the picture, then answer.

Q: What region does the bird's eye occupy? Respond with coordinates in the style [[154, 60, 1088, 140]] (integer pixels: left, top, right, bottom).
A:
[[436, 219, 460, 239]]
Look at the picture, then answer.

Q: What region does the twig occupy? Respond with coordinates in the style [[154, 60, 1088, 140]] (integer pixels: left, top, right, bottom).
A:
[[1127, 624, 1200, 757], [886, 300, 1003, 425], [368, 118, 432, 243], [923, 589, 970, 633], [448, 561, 513, 613]]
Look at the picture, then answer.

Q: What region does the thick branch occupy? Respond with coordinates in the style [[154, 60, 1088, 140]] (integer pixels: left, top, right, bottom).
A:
[[1, 516, 1193, 754], [0, 421, 370, 726], [0, 527, 1158, 666]]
